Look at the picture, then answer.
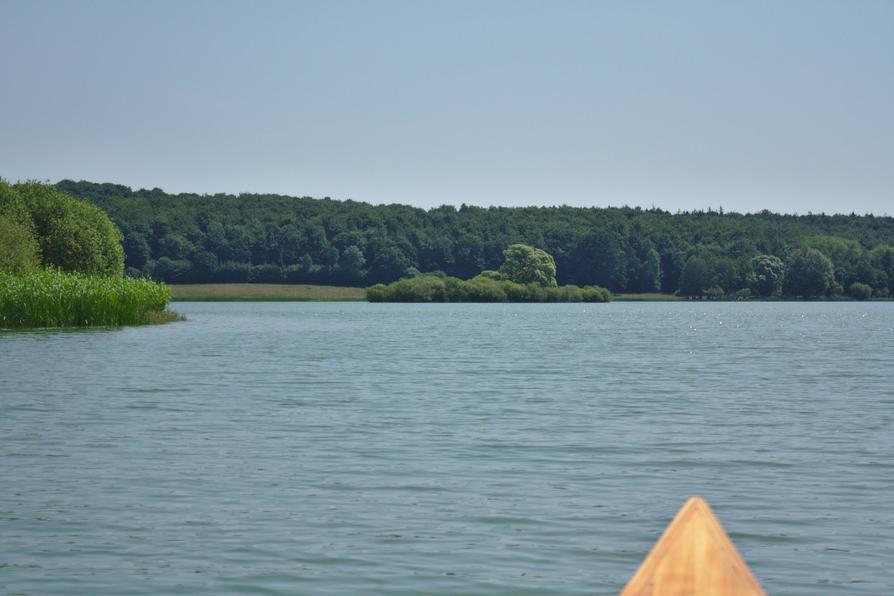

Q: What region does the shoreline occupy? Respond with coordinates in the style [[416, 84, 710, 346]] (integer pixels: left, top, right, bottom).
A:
[[169, 284, 892, 302], [170, 283, 366, 302]]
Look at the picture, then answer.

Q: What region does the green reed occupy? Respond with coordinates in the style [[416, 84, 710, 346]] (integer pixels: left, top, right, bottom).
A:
[[0, 269, 176, 329]]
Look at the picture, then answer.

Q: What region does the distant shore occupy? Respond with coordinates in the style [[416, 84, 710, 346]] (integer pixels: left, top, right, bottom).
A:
[[169, 283, 366, 301], [170, 284, 669, 302], [169, 284, 893, 302]]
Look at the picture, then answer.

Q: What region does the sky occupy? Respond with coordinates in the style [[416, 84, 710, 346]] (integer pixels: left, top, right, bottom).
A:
[[1, 0, 892, 214]]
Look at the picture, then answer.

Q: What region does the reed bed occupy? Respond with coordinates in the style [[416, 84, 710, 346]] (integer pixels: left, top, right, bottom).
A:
[[0, 269, 176, 329]]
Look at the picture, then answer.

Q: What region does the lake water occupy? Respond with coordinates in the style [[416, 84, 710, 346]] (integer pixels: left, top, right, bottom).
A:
[[1, 302, 893, 594]]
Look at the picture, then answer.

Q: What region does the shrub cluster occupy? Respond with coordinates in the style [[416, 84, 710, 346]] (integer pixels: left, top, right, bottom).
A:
[[0, 269, 174, 328], [1, 180, 125, 277], [849, 282, 872, 300], [366, 274, 611, 303]]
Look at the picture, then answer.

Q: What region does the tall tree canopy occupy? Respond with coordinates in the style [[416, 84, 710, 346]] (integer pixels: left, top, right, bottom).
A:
[[16, 182, 124, 277], [500, 244, 557, 287], [55, 180, 894, 298], [0, 181, 126, 278], [0, 180, 41, 274], [783, 247, 835, 298], [749, 254, 785, 297]]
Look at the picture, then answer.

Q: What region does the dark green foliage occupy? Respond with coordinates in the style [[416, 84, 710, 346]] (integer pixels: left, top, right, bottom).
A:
[[479, 270, 504, 281], [749, 254, 784, 297], [804, 236, 873, 291], [150, 257, 192, 282], [365, 273, 610, 303], [0, 180, 41, 274], [0, 182, 177, 328], [679, 257, 710, 297], [339, 245, 366, 283], [870, 246, 894, 297], [849, 282, 872, 300], [0, 269, 173, 328], [55, 180, 894, 297], [500, 243, 558, 287], [16, 181, 124, 277], [783, 247, 835, 298], [705, 286, 725, 300]]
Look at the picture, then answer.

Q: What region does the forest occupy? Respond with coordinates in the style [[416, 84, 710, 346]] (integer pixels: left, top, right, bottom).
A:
[[57, 180, 894, 299]]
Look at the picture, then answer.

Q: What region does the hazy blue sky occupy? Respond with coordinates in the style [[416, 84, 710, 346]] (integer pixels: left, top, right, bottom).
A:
[[2, 0, 892, 214]]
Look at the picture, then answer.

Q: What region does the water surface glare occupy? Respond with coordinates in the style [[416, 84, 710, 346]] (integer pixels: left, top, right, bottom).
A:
[[2, 302, 893, 594]]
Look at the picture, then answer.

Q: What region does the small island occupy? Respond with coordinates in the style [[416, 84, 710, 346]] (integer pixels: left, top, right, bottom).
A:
[[367, 244, 611, 302], [0, 180, 179, 329]]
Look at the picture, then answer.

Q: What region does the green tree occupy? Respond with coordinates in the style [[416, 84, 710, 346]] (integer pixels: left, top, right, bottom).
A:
[[783, 247, 834, 298], [321, 246, 340, 272], [849, 282, 872, 300], [0, 180, 41, 273], [15, 181, 124, 276], [749, 254, 784, 297], [339, 245, 366, 281], [707, 256, 738, 293], [567, 232, 628, 290], [870, 246, 894, 296], [158, 233, 194, 260], [122, 232, 151, 270], [804, 235, 866, 289], [300, 253, 317, 273], [679, 256, 709, 297], [500, 243, 557, 287]]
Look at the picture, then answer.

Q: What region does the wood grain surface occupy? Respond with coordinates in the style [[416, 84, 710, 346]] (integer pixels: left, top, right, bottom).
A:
[[621, 497, 765, 595]]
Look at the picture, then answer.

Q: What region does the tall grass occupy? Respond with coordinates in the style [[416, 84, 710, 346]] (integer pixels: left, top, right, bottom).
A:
[[0, 269, 176, 328]]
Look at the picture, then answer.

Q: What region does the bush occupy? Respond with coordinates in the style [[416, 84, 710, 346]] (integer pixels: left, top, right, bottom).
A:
[[387, 276, 448, 302], [582, 286, 612, 302], [705, 286, 725, 300], [0, 269, 174, 328], [15, 181, 124, 277], [365, 274, 611, 303], [0, 213, 41, 274], [459, 276, 508, 302], [849, 282, 872, 300], [366, 284, 388, 302], [502, 280, 530, 301], [546, 284, 584, 302], [0, 180, 42, 274]]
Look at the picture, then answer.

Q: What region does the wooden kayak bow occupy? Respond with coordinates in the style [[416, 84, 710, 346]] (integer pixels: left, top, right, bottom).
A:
[[621, 497, 765, 595]]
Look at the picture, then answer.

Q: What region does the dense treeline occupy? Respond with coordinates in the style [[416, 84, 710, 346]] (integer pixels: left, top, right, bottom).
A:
[[57, 180, 894, 298]]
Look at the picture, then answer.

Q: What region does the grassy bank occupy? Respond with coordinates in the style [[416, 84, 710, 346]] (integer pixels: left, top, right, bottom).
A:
[[0, 269, 179, 329], [170, 283, 366, 301]]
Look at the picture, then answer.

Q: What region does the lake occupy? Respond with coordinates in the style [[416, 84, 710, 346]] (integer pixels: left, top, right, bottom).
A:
[[1, 302, 893, 594]]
